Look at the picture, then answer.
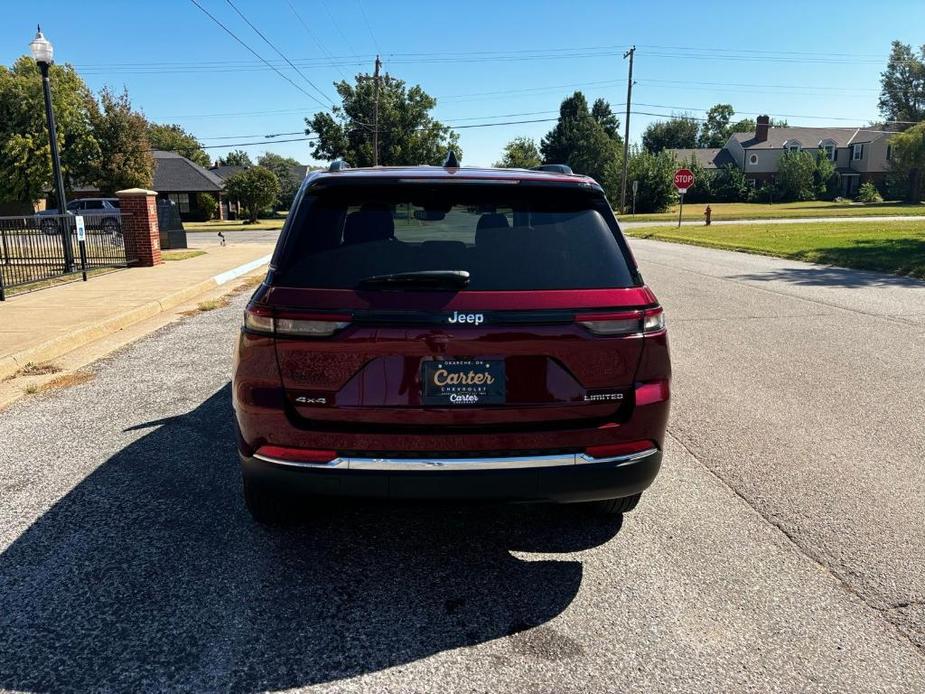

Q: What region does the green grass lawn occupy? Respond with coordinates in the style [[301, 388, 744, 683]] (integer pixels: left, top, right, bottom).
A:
[[162, 249, 206, 261], [184, 219, 284, 232], [622, 200, 925, 223], [626, 220, 925, 279]]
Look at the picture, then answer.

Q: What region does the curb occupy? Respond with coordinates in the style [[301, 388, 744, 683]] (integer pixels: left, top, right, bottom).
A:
[[0, 254, 271, 381]]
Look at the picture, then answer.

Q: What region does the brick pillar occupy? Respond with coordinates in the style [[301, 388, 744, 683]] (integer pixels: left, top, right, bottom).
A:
[[116, 188, 162, 266]]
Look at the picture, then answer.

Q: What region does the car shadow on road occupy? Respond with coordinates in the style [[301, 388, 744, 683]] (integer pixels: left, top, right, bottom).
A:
[[0, 384, 622, 692], [732, 239, 925, 288]]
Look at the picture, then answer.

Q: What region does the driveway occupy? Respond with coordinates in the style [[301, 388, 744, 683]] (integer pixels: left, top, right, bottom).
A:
[[0, 242, 923, 691]]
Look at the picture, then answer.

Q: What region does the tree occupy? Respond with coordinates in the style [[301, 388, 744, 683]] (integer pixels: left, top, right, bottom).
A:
[[147, 123, 210, 168], [257, 152, 302, 210], [89, 87, 154, 194], [774, 150, 817, 201], [591, 98, 621, 141], [813, 149, 838, 200], [0, 56, 99, 204], [219, 149, 252, 167], [494, 137, 541, 169], [878, 41, 925, 125], [888, 121, 925, 201], [641, 116, 699, 153], [306, 72, 460, 166], [224, 166, 280, 222], [698, 104, 735, 147], [541, 92, 622, 196], [626, 149, 678, 213]]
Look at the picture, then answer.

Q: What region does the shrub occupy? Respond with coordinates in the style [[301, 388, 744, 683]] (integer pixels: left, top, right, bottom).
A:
[[194, 192, 218, 221], [856, 181, 883, 203], [712, 164, 750, 202]]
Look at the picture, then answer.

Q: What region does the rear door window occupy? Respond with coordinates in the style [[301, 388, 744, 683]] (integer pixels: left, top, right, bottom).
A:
[[275, 185, 636, 290]]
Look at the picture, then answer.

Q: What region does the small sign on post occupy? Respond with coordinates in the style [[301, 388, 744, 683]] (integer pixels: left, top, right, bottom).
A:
[[74, 215, 88, 281], [631, 180, 638, 216], [673, 168, 695, 228]]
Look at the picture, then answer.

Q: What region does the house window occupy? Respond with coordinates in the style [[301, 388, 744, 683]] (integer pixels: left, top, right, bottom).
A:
[[886, 144, 894, 161], [168, 193, 190, 214], [852, 144, 864, 161], [822, 144, 835, 161], [748, 154, 758, 165]]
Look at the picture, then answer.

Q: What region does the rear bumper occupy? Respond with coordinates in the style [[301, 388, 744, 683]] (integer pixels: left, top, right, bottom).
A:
[[241, 448, 662, 503]]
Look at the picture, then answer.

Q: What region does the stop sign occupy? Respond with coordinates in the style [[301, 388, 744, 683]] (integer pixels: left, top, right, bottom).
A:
[[674, 168, 694, 192]]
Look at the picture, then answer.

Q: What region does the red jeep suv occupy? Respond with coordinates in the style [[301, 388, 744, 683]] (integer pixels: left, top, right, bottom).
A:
[[232, 160, 670, 522]]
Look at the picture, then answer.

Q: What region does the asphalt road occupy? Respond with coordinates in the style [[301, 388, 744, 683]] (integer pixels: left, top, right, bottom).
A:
[[1, 240, 924, 691], [188, 229, 283, 247]]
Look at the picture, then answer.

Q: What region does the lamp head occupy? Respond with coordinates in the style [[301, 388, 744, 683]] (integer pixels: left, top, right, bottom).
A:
[[30, 25, 54, 65]]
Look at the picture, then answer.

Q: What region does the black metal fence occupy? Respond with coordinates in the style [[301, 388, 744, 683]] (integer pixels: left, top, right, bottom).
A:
[[0, 212, 133, 300]]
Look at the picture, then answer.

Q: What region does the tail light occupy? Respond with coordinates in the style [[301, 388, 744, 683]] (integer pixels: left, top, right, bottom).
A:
[[244, 306, 350, 338], [577, 307, 665, 336]]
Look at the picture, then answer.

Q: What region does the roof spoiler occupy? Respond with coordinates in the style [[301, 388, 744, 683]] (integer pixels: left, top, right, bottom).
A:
[[532, 164, 573, 175]]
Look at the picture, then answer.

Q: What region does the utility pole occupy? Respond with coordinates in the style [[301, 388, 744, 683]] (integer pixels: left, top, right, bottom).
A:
[[619, 45, 635, 215], [372, 54, 382, 166]]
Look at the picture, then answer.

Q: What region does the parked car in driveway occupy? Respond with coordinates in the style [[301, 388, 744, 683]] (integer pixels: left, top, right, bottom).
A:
[[38, 198, 122, 235], [233, 158, 671, 523]]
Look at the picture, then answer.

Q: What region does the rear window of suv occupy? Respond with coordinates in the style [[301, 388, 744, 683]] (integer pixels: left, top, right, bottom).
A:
[[274, 184, 636, 290]]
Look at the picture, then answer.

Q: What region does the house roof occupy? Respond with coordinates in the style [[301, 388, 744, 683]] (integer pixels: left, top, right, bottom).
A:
[[209, 164, 250, 181], [667, 148, 736, 169], [152, 151, 224, 192], [732, 127, 888, 150], [211, 163, 313, 183]]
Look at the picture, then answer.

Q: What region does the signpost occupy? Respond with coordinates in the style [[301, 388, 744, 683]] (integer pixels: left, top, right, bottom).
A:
[[673, 168, 695, 228], [631, 180, 638, 216], [74, 215, 88, 281]]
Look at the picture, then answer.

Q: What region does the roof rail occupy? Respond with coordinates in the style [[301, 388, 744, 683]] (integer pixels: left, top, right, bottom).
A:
[[532, 164, 573, 175], [329, 159, 350, 172]]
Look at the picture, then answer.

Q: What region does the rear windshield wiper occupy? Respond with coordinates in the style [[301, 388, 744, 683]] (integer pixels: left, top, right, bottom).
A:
[[356, 270, 470, 290]]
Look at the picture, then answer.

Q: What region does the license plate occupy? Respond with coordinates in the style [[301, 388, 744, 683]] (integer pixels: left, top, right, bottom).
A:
[[421, 359, 505, 406]]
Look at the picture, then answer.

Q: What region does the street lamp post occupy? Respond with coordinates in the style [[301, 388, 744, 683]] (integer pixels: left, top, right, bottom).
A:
[[30, 26, 75, 272]]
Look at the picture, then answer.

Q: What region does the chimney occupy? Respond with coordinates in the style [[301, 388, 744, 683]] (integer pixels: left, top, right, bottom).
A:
[[755, 115, 770, 143]]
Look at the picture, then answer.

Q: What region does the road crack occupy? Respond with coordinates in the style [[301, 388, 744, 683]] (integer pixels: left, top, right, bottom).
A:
[[666, 428, 925, 659]]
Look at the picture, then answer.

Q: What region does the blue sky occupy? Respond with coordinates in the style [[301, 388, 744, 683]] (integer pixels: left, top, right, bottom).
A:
[[3, 1, 924, 166]]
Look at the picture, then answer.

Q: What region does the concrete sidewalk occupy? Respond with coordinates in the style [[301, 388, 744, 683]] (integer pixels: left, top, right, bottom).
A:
[[0, 242, 273, 381]]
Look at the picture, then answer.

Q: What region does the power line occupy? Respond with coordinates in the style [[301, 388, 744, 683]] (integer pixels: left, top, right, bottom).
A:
[[319, 0, 358, 56], [223, 0, 334, 105], [356, 0, 381, 54], [186, 0, 331, 109], [285, 0, 351, 82]]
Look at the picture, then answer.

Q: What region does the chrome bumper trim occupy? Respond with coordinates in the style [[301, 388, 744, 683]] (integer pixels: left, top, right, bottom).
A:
[[253, 448, 658, 471]]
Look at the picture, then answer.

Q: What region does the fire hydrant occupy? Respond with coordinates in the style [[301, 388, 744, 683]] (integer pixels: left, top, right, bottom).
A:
[[704, 205, 712, 226]]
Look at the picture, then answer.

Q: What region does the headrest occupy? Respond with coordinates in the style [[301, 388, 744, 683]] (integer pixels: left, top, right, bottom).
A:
[[343, 206, 395, 245]]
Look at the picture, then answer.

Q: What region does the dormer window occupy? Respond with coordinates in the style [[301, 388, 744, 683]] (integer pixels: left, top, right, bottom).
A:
[[852, 143, 864, 161], [783, 140, 802, 153], [819, 139, 836, 161]]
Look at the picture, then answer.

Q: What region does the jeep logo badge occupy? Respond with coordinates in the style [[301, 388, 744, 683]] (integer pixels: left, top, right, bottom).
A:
[[447, 311, 484, 325]]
